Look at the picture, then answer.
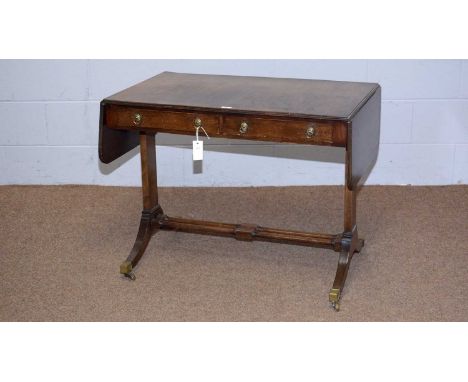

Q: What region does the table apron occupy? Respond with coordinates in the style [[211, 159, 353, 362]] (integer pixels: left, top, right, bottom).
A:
[[103, 104, 348, 147]]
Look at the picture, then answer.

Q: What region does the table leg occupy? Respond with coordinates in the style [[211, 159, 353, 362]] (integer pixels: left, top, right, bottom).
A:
[[329, 224, 363, 311], [329, 145, 365, 311], [119, 132, 164, 280]]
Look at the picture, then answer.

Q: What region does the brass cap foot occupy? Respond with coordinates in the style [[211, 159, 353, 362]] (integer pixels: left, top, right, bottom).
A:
[[329, 288, 341, 311], [120, 260, 133, 275], [329, 288, 341, 303]]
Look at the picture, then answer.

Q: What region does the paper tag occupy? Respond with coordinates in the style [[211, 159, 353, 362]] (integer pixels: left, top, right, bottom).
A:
[[193, 140, 203, 161]]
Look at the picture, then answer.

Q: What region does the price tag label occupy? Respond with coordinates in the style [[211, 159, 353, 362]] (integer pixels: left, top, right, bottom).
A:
[[193, 140, 203, 161]]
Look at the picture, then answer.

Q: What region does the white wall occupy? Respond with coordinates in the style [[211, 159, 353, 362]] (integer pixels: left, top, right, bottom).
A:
[[0, 59, 467, 186]]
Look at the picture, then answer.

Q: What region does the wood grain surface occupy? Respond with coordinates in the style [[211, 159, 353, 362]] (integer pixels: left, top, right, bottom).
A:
[[103, 71, 379, 120]]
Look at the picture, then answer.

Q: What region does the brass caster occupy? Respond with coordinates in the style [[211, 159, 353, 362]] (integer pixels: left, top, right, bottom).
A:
[[124, 271, 136, 281], [329, 288, 341, 312], [331, 301, 340, 312]]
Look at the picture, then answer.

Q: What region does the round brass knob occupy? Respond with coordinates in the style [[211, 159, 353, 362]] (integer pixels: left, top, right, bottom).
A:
[[239, 121, 249, 134], [133, 113, 142, 126], [306, 126, 315, 138], [194, 118, 202, 128]]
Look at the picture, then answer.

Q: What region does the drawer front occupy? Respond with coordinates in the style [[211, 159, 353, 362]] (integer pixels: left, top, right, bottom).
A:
[[221, 115, 346, 146], [105, 105, 220, 135], [104, 105, 347, 146]]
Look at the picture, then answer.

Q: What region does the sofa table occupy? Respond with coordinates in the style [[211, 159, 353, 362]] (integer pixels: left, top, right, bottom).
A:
[[99, 72, 381, 311]]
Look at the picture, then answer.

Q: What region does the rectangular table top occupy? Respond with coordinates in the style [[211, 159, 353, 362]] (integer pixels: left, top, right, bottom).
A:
[[104, 72, 379, 121]]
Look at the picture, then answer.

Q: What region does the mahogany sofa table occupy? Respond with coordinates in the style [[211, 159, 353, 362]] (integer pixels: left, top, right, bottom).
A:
[[99, 72, 381, 311]]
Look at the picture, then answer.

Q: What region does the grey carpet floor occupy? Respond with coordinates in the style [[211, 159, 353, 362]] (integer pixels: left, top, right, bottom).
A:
[[0, 185, 467, 321]]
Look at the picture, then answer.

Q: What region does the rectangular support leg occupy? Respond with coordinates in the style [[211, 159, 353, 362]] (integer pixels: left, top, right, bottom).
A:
[[140, 132, 158, 210]]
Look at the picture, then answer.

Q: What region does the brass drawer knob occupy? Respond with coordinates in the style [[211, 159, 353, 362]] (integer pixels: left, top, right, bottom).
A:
[[239, 121, 249, 134], [133, 113, 142, 126], [306, 126, 315, 138], [194, 118, 202, 128]]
